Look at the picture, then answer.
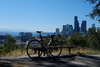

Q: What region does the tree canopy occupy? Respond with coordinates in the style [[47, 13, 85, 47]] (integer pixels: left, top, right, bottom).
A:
[[86, 0, 100, 22]]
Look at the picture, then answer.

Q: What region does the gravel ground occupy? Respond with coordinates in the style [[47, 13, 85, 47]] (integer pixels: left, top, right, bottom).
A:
[[0, 54, 100, 67]]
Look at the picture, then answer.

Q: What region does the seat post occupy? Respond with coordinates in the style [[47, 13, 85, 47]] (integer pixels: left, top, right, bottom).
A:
[[36, 31, 43, 44]]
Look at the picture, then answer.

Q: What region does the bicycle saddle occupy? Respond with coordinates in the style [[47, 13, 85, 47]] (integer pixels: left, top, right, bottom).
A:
[[37, 31, 43, 33]]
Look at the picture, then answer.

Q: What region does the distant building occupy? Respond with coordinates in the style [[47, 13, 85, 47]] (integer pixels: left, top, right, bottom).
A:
[[66, 24, 73, 35], [62, 25, 67, 34], [66, 24, 69, 34], [18, 32, 33, 42], [35, 34, 40, 39], [19, 32, 32, 37], [74, 16, 79, 33], [55, 28, 60, 34], [68, 25, 73, 35], [81, 20, 87, 34], [19, 32, 24, 36], [25, 32, 32, 37], [0, 35, 7, 46], [92, 24, 95, 28]]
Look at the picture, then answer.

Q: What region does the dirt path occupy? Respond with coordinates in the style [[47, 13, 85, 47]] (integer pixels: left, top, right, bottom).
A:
[[0, 54, 100, 67]]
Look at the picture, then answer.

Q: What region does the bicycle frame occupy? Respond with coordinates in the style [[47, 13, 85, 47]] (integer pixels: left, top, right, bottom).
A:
[[37, 31, 54, 48], [26, 31, 62, 59], [37, 32, 56, 55], [37, 32, 43, 45]]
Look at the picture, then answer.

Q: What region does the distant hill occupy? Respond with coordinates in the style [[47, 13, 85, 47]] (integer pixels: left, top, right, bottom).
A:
[[0, 31, 19, 36], [0, 28, 54, 36], [0, 28, 35, 36]]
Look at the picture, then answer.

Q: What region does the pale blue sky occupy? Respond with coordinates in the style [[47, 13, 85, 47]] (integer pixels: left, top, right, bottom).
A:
[[0, 0, 100, 32]]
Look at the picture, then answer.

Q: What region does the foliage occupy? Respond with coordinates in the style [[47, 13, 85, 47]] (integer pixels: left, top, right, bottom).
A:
[[88, 27, 96, 34], [1, 28, 100, 56], [53, 35, 66, 45], [66, 27, 100, 50], [17, 43, 25, 50], [86, 0, 99, 4], [85, 28, 100, 50], [86, 0, 100, 22], [3, 35, 17, 53], [43, 37, 50, 46], [0, 46, 3, 54], [43, 35, 66, 46], [67, 33, 86, 47]]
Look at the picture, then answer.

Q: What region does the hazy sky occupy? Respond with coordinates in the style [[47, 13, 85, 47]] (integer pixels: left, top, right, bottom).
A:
[[0, 0, 100, 32]]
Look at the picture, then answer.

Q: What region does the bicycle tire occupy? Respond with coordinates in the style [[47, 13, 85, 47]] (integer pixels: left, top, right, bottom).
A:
[[49, 37, 62, 57], [26, 40, 42, 59]]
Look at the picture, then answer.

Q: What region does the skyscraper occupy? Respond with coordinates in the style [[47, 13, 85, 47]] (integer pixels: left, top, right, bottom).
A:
[[81, 20, 87, 34], [68, 25, 73, 35], [55, 28, 60, 34], [74, 16, 79, 33], [92, 24, 95, 28], [66, 24, 69, 34], [62, 25, 66, 34], [66, 24, 73, 35]]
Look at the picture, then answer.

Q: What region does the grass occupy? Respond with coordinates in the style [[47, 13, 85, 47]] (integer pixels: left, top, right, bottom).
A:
[[0, 49, 27, 57], [0, 47, 100, 67], [0, 48, 100, 57], [62, 48, 100, 55]]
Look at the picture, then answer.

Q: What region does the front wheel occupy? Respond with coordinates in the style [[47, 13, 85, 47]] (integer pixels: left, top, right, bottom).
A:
[[49, 41, 62, 57], [26, 40, 42, 59]]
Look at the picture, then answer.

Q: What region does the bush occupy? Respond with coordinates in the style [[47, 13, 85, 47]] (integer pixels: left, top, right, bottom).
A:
[[67, 33, 86, 47], [17, 43, 25, 50], [85, 28, 100, 50], [3, 35, 17, 53], [0, 46, 3, 53]]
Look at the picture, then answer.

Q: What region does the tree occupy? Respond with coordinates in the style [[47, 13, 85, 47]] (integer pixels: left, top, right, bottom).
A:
[[86, 0, 100, 22], [86, 28, 100, 50], [67, 33, 86, 47], [88, 27, 96, 34], [3, 35, 17, 53], [17, 43, 25, 50]]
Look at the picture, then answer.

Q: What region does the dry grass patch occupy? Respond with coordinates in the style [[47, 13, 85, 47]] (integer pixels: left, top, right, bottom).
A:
[[62, 48, 100, 55], [0, 50, 27, 57], [1, 48, 100, 57]]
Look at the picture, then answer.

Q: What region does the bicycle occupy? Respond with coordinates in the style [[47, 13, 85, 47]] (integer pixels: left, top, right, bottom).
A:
[[26, 31, 63, 59]]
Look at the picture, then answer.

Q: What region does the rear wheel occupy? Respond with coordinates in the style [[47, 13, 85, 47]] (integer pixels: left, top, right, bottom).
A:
[[26, 40, 42, 59]]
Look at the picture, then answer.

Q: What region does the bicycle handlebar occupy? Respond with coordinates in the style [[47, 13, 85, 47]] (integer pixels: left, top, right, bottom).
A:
[[36, 31, 61, 41], [37, 31, 43, 33]]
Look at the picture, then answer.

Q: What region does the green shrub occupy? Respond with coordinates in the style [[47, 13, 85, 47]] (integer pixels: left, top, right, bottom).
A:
[[3, 35, 17, 53]]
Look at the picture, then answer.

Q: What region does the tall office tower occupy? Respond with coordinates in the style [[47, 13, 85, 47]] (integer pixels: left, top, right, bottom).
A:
[[62, 25, 67, 34], [81, 20, 87, 34], [74, 16, 79, 33], [66, 24, 69, 34], [68, 25, 73, 35], [92, 24, 95, 28], [55, 28, 60, 34]]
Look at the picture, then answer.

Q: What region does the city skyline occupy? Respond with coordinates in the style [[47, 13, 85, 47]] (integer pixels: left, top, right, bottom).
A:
[[0, 0, 100, 32], [55, 16, 98, 35]]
